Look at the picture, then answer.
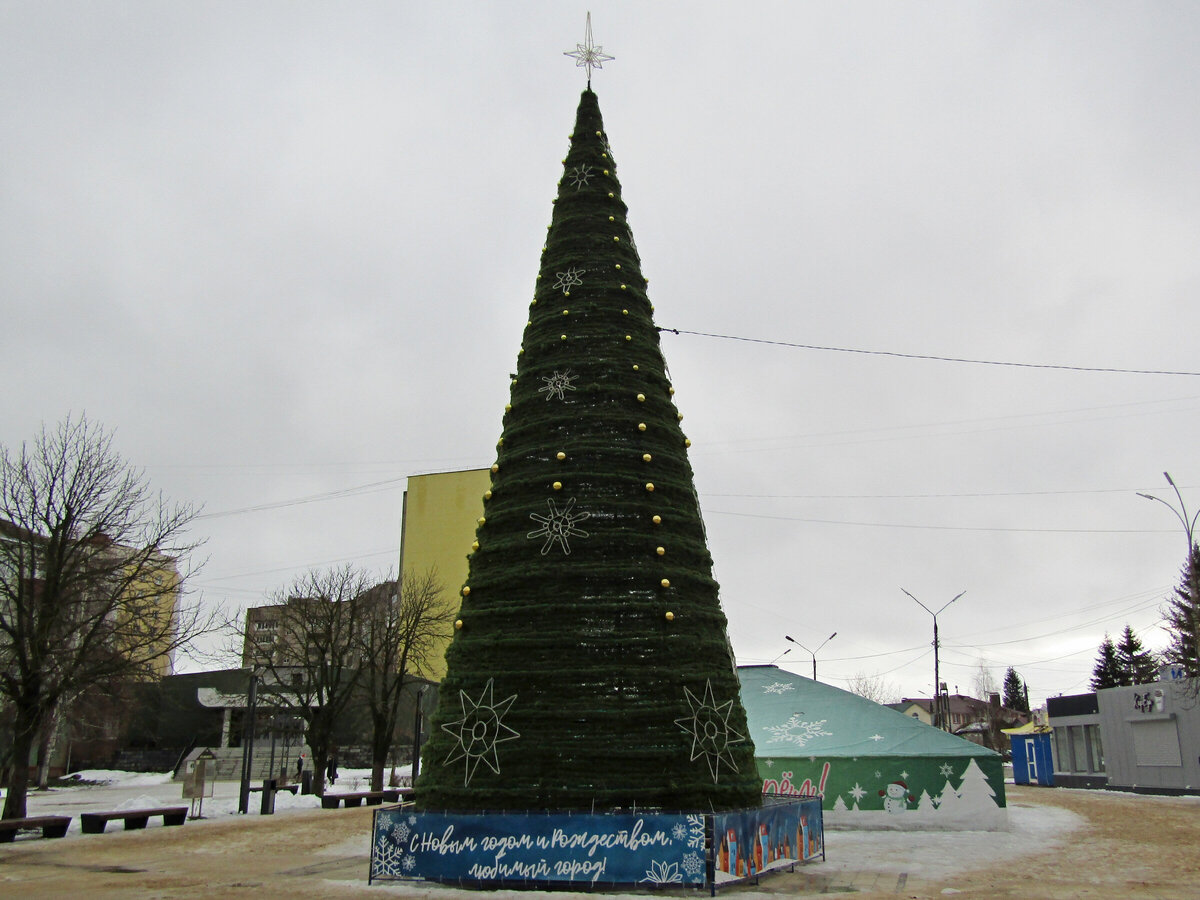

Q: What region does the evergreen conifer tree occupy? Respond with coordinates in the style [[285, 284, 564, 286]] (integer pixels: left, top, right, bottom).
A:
[[1114, 624, 1158, 686], [1163, 544, 1200, 681], [1001, 667, 1028, 712], [415, 89, 760, 812], [1090, 634, 1122, 690]]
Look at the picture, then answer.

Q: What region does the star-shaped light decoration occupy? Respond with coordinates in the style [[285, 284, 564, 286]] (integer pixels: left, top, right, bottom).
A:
[[538, 369, 580, 401], [441, 678, 520, 787], [527, 496, 591, 555], [564, 12, 614, 86], [675, 680, 746, 783]]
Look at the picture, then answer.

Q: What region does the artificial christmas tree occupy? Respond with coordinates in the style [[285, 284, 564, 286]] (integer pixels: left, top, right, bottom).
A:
[[416, 87, 760, 812]]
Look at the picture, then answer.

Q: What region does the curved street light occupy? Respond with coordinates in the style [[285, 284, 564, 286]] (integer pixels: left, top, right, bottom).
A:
[[785, 632, 837, 681], [902, 589, 964, 731]]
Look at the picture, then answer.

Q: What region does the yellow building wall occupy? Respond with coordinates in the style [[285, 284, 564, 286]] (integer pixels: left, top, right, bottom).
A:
[[399, 468, 491, 680]]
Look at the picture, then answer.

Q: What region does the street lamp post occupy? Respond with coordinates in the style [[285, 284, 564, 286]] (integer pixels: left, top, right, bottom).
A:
[[1138, 471, 1200, 676], [785, 632, 837, 681], [902, 589, 964, 731]]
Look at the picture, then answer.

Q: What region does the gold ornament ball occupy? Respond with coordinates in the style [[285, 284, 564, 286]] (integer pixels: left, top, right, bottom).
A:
[[497, 438, 504, 446], [612, 235, 619, 242], [490, 464, 499, 473], [455, 619, 463, 630], [645, 483, 655, 492], [471, 541, 479, 551], [638, 422, 647, 431], [556, 451, 566, 460], [684, 438, 692, 448], [595, 130, 602, 136], [652, 515, 662, 525], [665, 611, 674, 621], [614, 263, 621, 269], [604, 169, 610, 176], [636, 393, 645, 402], [562, 309, 569, 315], [461, 586, 470, 596], [477, 516, 487, 525], [505, 404, 512, 412], [553, 481, 563, 491], [484, 490, 492, 500], [661, 579, 671, 589], [625, 334, 632, 341], [608, 216, 615, 222], [642, 453, 652, 462], [560, 334, 567, 341], [656, 546, 666, 556], [608, 193, 615, 199]]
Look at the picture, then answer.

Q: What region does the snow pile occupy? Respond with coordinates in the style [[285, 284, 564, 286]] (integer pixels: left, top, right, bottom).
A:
[[64, 769, 174, 787]]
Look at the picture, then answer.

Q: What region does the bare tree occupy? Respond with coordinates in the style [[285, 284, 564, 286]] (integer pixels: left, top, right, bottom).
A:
[[845, 671, 899, 706], [0, 416, 206, 818], [972, 659, 998, 700], [355, 568, 450, 791], [250, 565, 372, 795]]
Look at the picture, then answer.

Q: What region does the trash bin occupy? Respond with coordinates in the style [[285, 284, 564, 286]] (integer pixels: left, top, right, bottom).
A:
[[260, 779, 277, 815]]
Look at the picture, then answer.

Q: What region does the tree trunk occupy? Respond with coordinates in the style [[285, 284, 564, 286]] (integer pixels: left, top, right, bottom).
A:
[[2, 709, 41, 819], [36, 708, 59, 790]]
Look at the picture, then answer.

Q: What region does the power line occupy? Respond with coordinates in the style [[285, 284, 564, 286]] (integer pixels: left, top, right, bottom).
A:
[[706, 508, 1174, 534], [659, 328, 1200, 377]]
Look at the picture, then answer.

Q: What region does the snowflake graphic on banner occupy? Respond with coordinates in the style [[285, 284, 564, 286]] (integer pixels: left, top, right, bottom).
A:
[[527, 497, 591, 555], [763, 681, 795, 695], [552, 266, 585, 294], [441, 678, 520, 786], [682, 852, 704, 878], [672, 822, 688, 841], [566, 164, 594, 191], [538, 369, 579, 401], [675, 680, 746, 783], [372, 832, 405, 878], [642, 861, 683, 885], [762, 715, 832, 748], [686, 814, 705, 850], [391, 821, 411, 842], [401, 855, 416, 873]]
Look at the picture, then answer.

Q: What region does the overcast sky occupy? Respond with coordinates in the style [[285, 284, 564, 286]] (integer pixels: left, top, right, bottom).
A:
[[3, 2, 1198, 706]]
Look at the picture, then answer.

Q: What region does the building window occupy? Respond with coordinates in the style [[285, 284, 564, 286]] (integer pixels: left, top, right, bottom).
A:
[[1069, 725, 1089, 772], [1086, 724, 1105, 773]]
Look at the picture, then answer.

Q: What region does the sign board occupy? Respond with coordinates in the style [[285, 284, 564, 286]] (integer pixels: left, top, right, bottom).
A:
[[370, 796, 822, 890]]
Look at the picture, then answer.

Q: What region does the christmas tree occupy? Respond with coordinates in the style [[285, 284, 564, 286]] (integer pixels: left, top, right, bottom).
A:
[[415, 87, 760, 812]]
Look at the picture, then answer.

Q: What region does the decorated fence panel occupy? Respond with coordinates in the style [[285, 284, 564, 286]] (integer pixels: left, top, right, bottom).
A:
[[370, 796, 822, 890]]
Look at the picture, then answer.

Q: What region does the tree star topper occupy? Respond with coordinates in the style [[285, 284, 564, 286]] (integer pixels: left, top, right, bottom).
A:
[[564, 13, 614, 86]]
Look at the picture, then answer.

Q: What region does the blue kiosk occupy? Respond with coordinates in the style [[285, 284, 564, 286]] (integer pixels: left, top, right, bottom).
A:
[[1003, 724, 1054, 787]]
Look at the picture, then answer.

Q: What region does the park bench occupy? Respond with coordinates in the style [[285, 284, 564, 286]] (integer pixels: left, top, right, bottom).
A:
[[80, 806, 188, 834], [320, 788, 411, 809], [0, 815, 72, 842], [248, 783, 299, 795]]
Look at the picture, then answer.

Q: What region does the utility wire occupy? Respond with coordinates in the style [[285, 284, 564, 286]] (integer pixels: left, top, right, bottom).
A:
[[658, 328, 1200, 377]]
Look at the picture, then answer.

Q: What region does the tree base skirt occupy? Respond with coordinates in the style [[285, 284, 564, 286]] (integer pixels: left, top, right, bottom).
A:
[[369, 794, 824, 892]]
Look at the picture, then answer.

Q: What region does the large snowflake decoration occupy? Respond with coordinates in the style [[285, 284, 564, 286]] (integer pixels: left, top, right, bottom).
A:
[[939, 763, 955, 777], [538, 369, 579, 401], [762, 715, 832, 748], [552, 266, 585, 294], [849, 783, 867, 802], [642, 860, 683, 885], [527, 497, 591, 555], [763, 681, 795, 695], [372, 833, 406, 878], [681, 852, 704, 878], [566, 164, 594, 191], [675, 680, 746, 783], [391, 821, 411, 842], [441, 678, 520, 786]]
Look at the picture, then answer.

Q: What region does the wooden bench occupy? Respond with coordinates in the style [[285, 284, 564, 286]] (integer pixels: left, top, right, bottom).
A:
[[80, 806, 188, 834], [0, 815, 72, 842], [248, 783, 298, 795], [321, 788, 413, 808]]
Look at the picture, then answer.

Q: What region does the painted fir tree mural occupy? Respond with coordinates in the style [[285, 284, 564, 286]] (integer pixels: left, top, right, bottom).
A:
[[415, 80, 760, 811]]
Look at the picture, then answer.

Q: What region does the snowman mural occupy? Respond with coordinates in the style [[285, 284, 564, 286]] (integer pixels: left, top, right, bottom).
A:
[[879, 780, 914, 814]]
